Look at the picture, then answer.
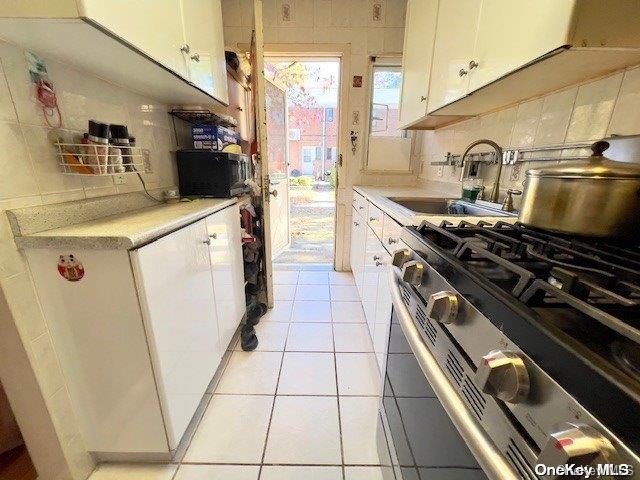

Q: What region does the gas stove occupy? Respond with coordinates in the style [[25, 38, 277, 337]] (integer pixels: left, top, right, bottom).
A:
[[386, 219, 640, 479]]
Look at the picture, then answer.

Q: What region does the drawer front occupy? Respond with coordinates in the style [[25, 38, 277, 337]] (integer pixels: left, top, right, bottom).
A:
[[367, 202, 384, 240], [353, 191, 367, 215], [382, 213, 403, 252]]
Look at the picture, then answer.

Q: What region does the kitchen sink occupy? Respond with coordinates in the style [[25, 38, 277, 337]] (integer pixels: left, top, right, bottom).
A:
[[387, 197, 516, 216]]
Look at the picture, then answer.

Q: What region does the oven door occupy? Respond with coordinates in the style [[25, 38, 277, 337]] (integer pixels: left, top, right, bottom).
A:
[[383, 265, 519, 480]]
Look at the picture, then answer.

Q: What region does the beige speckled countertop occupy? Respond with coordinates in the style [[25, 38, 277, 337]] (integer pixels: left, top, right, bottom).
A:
[[354, 183, 517, 226], [12, 198, 238, 250]]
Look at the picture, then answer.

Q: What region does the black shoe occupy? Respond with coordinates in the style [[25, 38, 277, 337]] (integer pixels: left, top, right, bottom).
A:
[[240, 325, 258, 351]]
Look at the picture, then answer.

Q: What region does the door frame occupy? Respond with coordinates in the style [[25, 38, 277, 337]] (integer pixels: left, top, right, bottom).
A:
[[263, 45, 351, 272]]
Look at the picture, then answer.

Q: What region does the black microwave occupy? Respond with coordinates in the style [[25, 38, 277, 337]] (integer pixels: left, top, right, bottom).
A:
[[176, 150, 252, 198]]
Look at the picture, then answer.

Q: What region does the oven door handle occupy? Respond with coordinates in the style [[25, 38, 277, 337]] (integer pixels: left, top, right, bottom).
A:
[[388, 265, 520, 480]]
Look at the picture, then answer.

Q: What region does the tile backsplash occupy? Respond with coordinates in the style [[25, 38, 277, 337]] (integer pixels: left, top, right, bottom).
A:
[[0, 37, 180, 479], [418, 65, 640, 205]]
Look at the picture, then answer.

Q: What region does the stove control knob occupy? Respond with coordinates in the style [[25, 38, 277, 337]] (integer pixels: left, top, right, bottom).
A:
[[401, 261, 425, 286], [476, 350, 530, 403], [425, 291, 459, 324], [392, 249, 412, 268], [537, 423, 617, 476]]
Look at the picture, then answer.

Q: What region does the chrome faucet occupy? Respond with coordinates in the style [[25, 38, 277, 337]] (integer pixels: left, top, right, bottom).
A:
[[458, 139, 504, 203]]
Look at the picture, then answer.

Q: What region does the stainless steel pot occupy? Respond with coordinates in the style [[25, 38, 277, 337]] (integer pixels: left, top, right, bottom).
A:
[[519, 141, 640, 238]]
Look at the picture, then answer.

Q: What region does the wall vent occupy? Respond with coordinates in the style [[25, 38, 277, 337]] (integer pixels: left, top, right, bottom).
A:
[[461, 375, 486, 421], [506, 439, 539, 480]]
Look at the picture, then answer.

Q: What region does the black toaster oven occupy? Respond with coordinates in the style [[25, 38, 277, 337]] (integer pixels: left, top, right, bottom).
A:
[[176, 150, 252, 198]]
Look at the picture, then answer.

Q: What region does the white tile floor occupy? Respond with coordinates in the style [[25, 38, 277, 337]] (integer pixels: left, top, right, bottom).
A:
[[90, 268, 388, 480]]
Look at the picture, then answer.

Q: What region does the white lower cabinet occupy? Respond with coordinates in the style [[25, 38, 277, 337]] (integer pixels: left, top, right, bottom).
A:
[[350, 194, 396, 386], [362, 226, 382, 336], [205, 205, 246, 352], [132, 218, 222, 450], [373, 250, 392, 375], [350, 208, 366, 298], [25, 204, 245, 456]]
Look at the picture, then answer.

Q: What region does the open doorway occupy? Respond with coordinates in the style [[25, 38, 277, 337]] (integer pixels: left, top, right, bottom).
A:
[[264, 58, 340, 265]]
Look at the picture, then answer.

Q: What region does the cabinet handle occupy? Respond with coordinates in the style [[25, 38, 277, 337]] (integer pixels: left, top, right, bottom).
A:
[[190, 53, 200, 63], [469, 60, 479, 70], [203, 238, 211, 245], [373, 255, 381, 261], [209, 233, 217, 239], [180, 44, 190, 54], [388, 237, 399, 244], [420, 95, 427, 102], [369, 216, 378, 222], [359, 206, 364, 210], [459, 68, 468, 77], [354, 221, 359, 226], [375, 260, 384, 267]]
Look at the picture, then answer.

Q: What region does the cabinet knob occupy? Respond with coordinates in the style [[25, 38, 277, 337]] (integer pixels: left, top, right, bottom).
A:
[[209, 233, 217, 239], [459, 68, 468, 77], [420, 95, 427, 102], [354, 221, 359, 226], [190, 53, 201, 63], [180, 44, 190, 54], [375, 260, 384, 267], [388, 237, 399, 245], [373, 255, 381, 261], [203, 238, 211, 245], [469, 60, 479, 70], [369, 216, 378, 222]]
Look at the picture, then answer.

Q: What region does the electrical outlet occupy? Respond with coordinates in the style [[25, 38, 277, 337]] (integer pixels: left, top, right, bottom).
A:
[[114, 174, 126, 185], [142, 149, 152, 173], [437, 166, 443, 177]]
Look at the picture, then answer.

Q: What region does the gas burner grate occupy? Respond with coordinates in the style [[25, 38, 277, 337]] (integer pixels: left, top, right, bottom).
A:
[[414, 220, 640, 346]]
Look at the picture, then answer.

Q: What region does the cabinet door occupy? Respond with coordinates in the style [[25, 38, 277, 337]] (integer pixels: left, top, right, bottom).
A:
[[469, 0, 576, 92], [362, 226, 383, 338], [80, 0, 188, 78], [373, 250, 392, 381], [228, 72, 252, 140], [180, 0, 229, 103], [427, 0, 481, 113], [350, 211, 366, 298], [205, 205, 245, 352], [131, 219, 221, 449], [398, 0, 438, 128]]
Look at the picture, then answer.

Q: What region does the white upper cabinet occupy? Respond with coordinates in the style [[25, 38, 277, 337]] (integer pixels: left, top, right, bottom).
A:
[[427, 0, 482, 114], [180, 0, 228, 103], [468, 0, 576, 92], [401, 0, 640, 127], [81, 0, 189, 79], [398, 0, 438, 128], [0, 0, 229, 105]]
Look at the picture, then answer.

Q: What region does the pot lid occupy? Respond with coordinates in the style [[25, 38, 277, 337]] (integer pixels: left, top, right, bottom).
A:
[[526, 141, 640, 179]]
